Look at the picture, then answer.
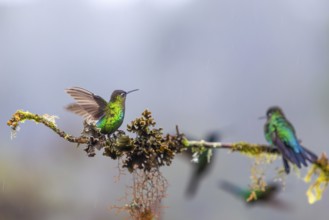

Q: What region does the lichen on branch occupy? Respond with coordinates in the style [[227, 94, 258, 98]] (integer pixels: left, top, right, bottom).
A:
[[304, 153, 329, 204], [185, 140, 280, 157], [6, 109, 329, 205], [7, 109, 283, 168], [7, 109, 186, 172], [7, 110, 90, 143], [110, 109, 186, 172]]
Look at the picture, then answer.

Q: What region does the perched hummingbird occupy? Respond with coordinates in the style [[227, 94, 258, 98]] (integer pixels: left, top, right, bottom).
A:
[[185, 132, 221, 198], [263, 106, 318, 174], [65, 87, 138, 134]]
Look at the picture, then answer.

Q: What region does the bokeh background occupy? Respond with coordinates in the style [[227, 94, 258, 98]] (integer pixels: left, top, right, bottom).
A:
[[1, 0, 329, 219]]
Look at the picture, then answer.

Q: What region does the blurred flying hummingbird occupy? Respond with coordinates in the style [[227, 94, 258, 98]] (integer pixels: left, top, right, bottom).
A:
[[65, 87, 138, 134], [185, 132, 221, 198], [219, 180, 290, 209], [262, 106, 318, 174]]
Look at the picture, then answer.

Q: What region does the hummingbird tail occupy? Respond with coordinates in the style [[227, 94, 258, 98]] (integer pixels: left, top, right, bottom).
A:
[[185, 174, 200, 198], [290, 149, 302, 168], [282, 145, 318, 174], [300, 146, 318, 164], [296, 150, 307, 167]]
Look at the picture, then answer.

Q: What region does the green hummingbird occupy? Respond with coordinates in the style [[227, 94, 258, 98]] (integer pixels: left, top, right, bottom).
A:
[[65, 87, 138, 134], [219, 181, 281, 205], [185, 132, 221, 198], [263, 106, 318, 174]]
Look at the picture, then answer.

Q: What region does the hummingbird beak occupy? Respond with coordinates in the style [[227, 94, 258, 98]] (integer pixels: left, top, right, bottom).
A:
[[126, 89, 139, 94], [258, 116, 266, 120]]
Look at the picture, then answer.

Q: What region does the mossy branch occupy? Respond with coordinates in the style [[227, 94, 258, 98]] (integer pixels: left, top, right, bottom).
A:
[[185, 140, 280, 156], [7, 110, 90, 144], [7, 110, 282, 158], [6, 109, 329, 205], [304, 153, 329, 204]]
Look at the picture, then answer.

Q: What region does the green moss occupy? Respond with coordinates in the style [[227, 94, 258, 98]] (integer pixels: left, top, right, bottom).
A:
[[7, 110, 58, 131], [181, 137, 190, 147], [304, 153, 329, 204], [122, 109, 184, 172], [231, 142, 278, 158]]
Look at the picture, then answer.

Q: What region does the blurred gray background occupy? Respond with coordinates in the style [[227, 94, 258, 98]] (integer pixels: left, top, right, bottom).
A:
[[1, 0, 329, 219]]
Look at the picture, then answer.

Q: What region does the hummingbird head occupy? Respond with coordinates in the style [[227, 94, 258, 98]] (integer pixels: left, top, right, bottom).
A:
[[266, 106, 285, 119], [110, 89, 139, 103]]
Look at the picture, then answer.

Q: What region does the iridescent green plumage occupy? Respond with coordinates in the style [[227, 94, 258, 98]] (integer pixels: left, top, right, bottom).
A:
[[65, 87, 138, 134], [96, 94, 125, 134], [264, 106, 318, 174]]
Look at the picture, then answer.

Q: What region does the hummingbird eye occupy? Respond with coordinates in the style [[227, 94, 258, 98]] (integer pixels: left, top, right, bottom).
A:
[[120, 92, 126, 97]]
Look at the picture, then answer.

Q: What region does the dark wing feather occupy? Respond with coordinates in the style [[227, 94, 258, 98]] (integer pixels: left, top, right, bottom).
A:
[[66, 103, 92, 119], [280, 119, 310, 167], [271, 131, 294, 163], [65, 87, 107, 120], [282, 157, 290, 174], [272, 132, 301, 169], [219, 180, 244, 198], [301, 145, 318, 163]]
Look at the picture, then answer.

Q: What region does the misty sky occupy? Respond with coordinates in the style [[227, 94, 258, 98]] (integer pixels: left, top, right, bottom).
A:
[[1, 1, 329, 219]]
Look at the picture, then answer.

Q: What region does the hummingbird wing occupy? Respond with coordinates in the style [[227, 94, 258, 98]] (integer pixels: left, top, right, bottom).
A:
[[219, 180, 245, 198], [65, 87, 108, 120], [271, 128, 301, 170], [276, 119, 321, 171], [66, 103, 89, 118], [285, 120, 318, 163]]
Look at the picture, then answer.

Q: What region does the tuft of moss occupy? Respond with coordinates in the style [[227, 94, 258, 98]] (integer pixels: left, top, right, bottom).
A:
[[304, 153, 329, 204], [7, 110, 58, 131], [231, 142, 279, 161], [123, 109, 185, 172]]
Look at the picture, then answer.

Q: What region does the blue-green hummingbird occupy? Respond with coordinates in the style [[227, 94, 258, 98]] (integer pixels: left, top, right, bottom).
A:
[[65, 87, 138, 134], [219, 181, 283, 205], [220, 181, 292, 210], [263, 106, 318, 174]]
